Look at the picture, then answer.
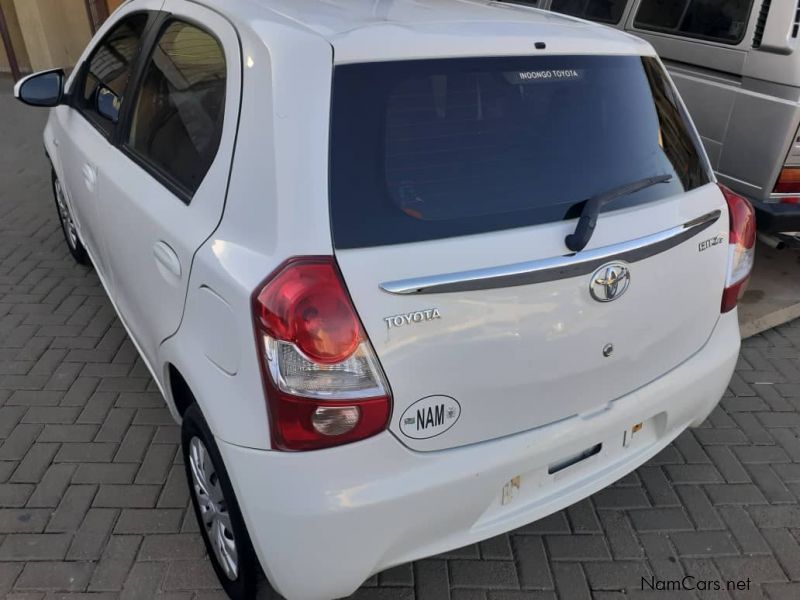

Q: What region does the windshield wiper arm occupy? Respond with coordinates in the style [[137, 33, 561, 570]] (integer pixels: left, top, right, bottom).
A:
[[564, 174, 673, 253]]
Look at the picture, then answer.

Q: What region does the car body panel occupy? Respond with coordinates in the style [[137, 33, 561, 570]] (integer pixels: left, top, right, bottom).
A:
[[35, 1, 743, 597], [160, 11, 336, 449], [46, 105, 114, 276], [337, 185, 728, 451], [205, 0, 655, 63], [221, 310, 739, 600], [94, 0, 243, 371]]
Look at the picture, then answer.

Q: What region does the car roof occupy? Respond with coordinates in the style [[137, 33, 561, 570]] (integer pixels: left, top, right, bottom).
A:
[[200, 0, 655, 63]]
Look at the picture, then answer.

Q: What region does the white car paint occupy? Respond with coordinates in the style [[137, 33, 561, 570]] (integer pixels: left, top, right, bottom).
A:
[[93, 0, 242, 371], [29, 0, 745, 598], [222, 309, 738, 599], [339, 184, 729, 452]]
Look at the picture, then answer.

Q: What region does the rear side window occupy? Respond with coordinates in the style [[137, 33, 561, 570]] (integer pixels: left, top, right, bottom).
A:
[[79, 13, 150, 135], [550, 0, 628, 24], [329, 55, 710, 249], [126, 20, 226, 199], [634, 0, 755, 44]]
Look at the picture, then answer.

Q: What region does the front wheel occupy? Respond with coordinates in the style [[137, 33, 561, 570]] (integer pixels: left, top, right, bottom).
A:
[[182, 404, 260, 599], [51, 170, 89, 265]]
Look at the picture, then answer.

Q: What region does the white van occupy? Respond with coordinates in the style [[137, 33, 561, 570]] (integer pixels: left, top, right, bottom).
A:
[[525, 0, 800, 247]]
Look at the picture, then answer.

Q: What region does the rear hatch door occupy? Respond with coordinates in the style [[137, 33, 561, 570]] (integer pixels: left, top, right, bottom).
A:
[[330, 54, 729, 451]]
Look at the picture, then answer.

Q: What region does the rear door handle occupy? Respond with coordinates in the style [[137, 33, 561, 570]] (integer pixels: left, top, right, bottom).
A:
[[153, 241, 182, 280], [82, 163, 97, 191]]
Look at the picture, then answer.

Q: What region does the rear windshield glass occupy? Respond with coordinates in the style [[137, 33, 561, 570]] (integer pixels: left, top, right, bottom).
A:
[[329, 55, 710, 249]]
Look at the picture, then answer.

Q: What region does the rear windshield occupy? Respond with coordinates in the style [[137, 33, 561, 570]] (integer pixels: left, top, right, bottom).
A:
[[329, 55, 710, 249]]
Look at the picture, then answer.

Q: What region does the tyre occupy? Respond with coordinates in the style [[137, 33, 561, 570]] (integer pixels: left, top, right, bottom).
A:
[[51, 169, 89, 265], [182, 403, 260, 599]]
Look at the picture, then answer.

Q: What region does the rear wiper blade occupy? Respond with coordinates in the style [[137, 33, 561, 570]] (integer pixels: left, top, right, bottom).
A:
[[564, 174, 673, 253]]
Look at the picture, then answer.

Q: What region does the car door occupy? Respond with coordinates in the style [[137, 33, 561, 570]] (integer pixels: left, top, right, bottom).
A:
[[94, 0, 241, 369], [55, 9, 156, 279], [623, 0, 758, 171]]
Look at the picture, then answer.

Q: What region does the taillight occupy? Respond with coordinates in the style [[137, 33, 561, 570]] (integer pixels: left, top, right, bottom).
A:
[[252, 257, 391, 451], [719, 185, 756, 313], [774, 167, 800, 194]]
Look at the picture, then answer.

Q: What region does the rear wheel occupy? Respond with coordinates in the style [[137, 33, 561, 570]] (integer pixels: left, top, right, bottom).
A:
[[182, 404, 259, 599], [51, 170, 89, 265]]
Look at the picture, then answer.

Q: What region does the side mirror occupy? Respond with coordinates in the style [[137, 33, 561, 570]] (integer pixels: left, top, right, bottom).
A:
[[759, 3, 798, 55], [96, 85, 121, 123], [14, 69, 65, 107]]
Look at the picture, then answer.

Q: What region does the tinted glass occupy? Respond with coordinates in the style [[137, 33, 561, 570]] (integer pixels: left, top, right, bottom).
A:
[[550, 0, 628, 24], [502, 0, 544, 7], [127, 21, 226, 198], [634, 0, 754, 44], [80, 13, 149, 133], [19, 71, 63, 106], [329, 56, 710, 249]]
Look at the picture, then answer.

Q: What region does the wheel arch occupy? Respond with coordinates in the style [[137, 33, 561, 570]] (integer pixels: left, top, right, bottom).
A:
[[167, 363, 196, 418]]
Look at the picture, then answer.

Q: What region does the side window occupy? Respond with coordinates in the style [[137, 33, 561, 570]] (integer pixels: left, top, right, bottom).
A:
[[126, 20, 227, 199], [634, 0, 755, 44], [550, 0, 628, 24], [78, 13, 150, 135]]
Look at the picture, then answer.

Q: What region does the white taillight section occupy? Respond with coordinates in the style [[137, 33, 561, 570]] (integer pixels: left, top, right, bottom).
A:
[[719, 185, 756, 313], [265, 338, 388, 400], [252, 257, 391, 451]]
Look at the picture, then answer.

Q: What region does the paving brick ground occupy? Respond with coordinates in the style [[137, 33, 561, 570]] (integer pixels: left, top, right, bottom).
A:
[[2, 76, 800, 600]]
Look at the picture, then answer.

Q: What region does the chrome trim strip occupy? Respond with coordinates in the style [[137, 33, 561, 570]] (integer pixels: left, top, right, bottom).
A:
[[380, 210, 721, 295]]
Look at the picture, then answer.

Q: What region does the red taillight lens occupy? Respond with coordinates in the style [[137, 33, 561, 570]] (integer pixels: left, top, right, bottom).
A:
[[719, 185, 756, 313], [254, 259, 361, 364], [774, 167, 800, 194], [252, 257, 391, 451]]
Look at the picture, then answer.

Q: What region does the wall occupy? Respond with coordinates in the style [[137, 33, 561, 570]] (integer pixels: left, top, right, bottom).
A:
[[13, 0, 92, 71], [107, 0, 126, 13], [0, 0, 31, 73]]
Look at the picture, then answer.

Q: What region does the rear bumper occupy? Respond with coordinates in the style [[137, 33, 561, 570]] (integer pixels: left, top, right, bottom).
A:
[[753, 198, 800, 234], [219, 312, 740, 600]]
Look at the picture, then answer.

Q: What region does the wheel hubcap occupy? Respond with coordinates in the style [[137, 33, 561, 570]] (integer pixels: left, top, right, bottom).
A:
[[188, 437, 239, 580], [54, 178, 78, 249]]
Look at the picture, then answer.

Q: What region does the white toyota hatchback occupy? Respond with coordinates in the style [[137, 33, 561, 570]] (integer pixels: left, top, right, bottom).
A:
[[16, 0, 754, 598]]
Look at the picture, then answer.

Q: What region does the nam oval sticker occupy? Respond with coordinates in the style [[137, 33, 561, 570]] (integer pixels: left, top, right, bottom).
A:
[[399, 395, 461, 440]]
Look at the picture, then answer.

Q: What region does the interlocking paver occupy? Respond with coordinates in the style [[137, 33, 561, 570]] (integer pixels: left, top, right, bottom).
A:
[[3, 73, 800, 600], [88, 535, 142, 592], [0, 511, 49, 535], [511, 537, 552, 589], [113, 510, 182, 535], [26, 464, 75, 507], [137, 534, 205, 561], [45, 485, 97, 533], [14, 561, 94, 592], [66, 509, 118, 561], [0, 487, 32, 509], [0, 534, 71, 562], [72, 464, 138, 486]]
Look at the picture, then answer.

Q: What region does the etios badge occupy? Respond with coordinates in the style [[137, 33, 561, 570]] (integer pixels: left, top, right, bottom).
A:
[[590, 263, 631, 303], [399, 395, 461, 440]]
